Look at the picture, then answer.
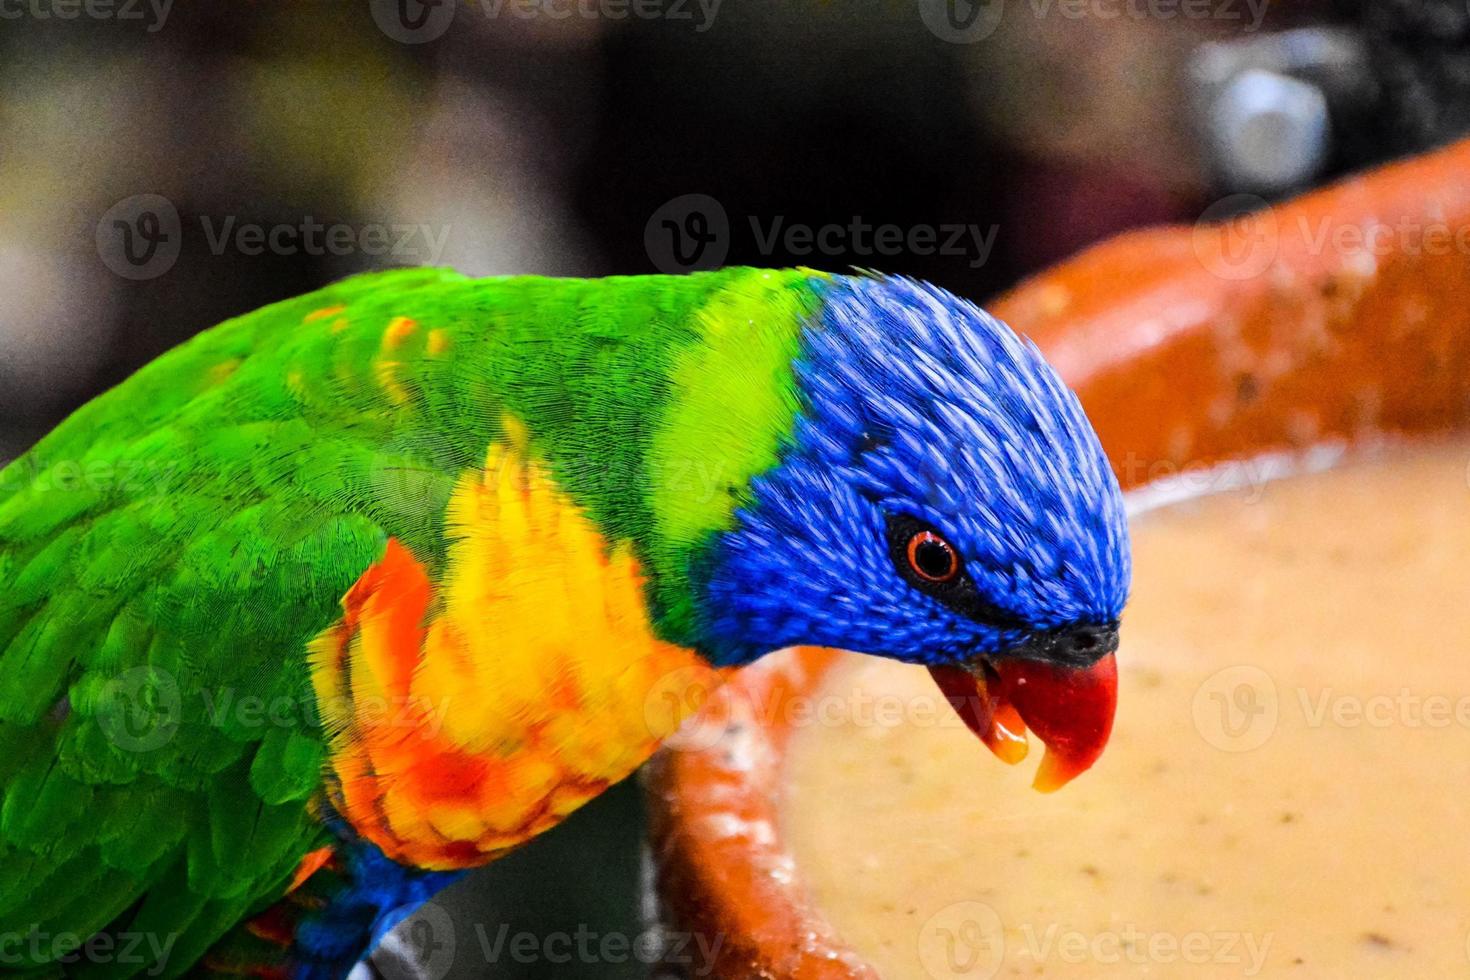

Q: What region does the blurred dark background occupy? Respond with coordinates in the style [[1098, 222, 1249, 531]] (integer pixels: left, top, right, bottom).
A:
[[4, 0, 1470, 976]]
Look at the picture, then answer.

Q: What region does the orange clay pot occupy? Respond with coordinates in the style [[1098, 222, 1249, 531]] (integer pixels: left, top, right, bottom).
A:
[[642, 138, 1470, 978]]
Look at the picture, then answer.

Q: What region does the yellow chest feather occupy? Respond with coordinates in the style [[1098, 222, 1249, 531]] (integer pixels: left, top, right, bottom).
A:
[[309, 434, 724, 869]]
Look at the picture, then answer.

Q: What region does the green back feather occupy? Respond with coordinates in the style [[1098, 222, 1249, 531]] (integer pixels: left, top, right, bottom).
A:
[[0, 267, 828, 975]]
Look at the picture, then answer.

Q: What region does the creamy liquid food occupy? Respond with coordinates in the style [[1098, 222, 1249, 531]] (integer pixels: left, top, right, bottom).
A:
[[781, 442, 1470, 978]]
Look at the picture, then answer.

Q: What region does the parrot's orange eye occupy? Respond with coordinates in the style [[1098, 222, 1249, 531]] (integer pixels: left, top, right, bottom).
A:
[[906, 530, 960, 583]]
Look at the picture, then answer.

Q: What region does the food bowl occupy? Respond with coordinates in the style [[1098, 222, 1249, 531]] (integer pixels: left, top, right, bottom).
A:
[[642, 138, 1470, 978]]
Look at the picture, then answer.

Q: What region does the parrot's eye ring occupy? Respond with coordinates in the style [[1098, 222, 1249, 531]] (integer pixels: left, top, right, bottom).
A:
[[906, 530, 960, 583], [885, 513, 1028, 629]]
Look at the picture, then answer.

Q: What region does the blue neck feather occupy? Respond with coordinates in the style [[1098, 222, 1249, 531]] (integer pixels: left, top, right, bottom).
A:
[[697, 274, 1130, 667]]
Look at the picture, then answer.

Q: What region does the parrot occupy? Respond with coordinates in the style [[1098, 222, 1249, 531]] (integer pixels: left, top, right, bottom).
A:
[[0, 267, 1129, 979]]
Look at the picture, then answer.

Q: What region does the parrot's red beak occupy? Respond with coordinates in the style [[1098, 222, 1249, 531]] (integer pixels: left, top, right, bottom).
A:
[[929, 650, 1118, 792]]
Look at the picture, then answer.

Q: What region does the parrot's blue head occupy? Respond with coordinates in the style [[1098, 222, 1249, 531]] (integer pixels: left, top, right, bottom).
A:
[[700, 274, 1131, 790]]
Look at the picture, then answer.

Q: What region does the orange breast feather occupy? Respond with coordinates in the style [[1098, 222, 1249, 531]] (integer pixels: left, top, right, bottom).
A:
[[309, 427, 725, 869]]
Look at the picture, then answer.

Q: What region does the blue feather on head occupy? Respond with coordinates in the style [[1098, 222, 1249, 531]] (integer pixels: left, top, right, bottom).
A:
[[700, 273, 1130, 669]]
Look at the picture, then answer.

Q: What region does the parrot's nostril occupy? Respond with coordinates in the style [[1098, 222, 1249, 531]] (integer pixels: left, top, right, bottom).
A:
[[1053, 623, 1119, 664]]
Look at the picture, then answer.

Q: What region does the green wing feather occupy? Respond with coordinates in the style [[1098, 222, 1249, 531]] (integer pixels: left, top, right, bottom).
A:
[[0, 266, 823, 976], [0, 269, 454, 976]]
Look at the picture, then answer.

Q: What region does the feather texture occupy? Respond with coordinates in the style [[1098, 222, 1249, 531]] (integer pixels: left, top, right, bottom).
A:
[[0, 267, 1127, 977]]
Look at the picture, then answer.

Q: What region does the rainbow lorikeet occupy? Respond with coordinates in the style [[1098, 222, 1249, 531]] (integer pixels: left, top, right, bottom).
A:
[[0, 267, 1129, 978]]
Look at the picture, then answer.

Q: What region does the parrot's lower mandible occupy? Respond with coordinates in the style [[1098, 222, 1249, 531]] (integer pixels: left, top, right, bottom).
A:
[[0, 268, 1129, 978]]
